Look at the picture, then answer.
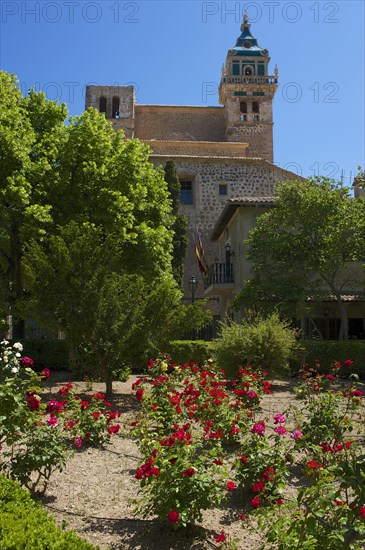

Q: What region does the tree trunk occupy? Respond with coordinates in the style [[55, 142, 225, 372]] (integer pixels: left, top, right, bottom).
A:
[[336, 295, 348, 341], [104, 366, 113, 399], [10, 222, 25, 340]]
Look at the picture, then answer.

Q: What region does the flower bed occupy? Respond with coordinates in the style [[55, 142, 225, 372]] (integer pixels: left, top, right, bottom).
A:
[[130, 355, 365, 549]]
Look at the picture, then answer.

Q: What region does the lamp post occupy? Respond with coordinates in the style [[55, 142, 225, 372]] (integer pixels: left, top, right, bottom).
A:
[[188, 275, 198, 340], [188, 275, 198, 304], [225, 243, 234, 281]]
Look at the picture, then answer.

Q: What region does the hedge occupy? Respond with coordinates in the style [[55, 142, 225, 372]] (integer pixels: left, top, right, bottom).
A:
[[299, 340, 365, 377], [166, 340, 216, 365], [0, 475, 98, 549], [11, 340, 70, 371]]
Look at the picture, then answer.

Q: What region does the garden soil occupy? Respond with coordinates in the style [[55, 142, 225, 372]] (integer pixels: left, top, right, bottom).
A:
[[38, 373, 301, 550]]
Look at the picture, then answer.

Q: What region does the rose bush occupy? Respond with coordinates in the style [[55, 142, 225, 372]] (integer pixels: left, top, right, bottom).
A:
[[131, 354, 364, 549], [0, 340, 121, 492]]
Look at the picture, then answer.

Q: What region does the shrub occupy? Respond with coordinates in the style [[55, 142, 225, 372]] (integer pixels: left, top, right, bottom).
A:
[[165, 340, 215, 366], [1, 340, 121, 492], [215, 312, 301, 379], [300, 341, 365, 377], [12, 340, 70, 371], [0, 475, 98, 549]]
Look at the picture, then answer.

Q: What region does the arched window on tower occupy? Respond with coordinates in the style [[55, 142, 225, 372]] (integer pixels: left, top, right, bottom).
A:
[[240, 101, 247, 121], [99, 97, 107, 115], [112, 96, 120, 118], [244, 66, 253, 76], [252, 101, 260, 120]]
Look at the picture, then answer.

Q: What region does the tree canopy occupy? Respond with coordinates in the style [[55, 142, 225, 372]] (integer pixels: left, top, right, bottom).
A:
[[0, 72, 67, 338], [235, 178, 365, 340], [0, 72, 210, 394]]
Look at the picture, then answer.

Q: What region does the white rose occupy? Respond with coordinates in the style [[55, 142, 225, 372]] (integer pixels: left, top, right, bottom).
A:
[[13, 342, 23, 352]]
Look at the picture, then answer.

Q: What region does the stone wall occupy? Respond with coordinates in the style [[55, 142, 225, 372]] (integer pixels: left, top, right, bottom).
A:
[[85, 85, 135, 137], [150, 155, 295, 304], [226, 122, 273, 161], [134, 105, 226, 142], [144, 140, 248, 158], [224, 96, 274, 161]]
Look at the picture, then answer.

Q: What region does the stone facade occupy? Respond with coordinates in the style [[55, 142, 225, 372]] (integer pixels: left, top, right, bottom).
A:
[[84, 16, 296, 313]]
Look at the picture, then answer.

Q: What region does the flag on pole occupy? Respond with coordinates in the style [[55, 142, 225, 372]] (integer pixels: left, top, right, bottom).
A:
[[194, 231, 209, 277]]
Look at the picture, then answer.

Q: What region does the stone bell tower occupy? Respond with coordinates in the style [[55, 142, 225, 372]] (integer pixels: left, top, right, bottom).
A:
[[219, 15, 278, 162]]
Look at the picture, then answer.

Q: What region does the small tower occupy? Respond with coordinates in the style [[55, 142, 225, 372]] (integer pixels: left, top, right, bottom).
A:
[[219, 15, 278, 161]]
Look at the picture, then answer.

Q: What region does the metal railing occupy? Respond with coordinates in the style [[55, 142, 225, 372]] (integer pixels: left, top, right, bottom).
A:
[[204, 262, 234, 289], [221, 76, 278, 85]]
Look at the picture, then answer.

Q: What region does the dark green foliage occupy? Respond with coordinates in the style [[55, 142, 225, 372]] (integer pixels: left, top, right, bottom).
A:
[[0, 72, 68, 339], [164, 161, 188, 287], [12, 340, 70, 371], [300, 340, 365, 377], [215, 312, 301, 379], [0, 475, 98, 549], [235, 178, 365, 341], [166, 340, 216, 365]]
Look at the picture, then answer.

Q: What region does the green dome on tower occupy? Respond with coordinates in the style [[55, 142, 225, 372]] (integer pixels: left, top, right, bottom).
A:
[[229, 15, 268, 57]]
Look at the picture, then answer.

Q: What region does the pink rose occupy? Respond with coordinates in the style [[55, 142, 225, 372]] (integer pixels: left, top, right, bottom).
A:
[[251, 422, 265, 436]]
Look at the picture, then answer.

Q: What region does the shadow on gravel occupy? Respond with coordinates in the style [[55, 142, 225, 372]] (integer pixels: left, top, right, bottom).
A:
[[85, 518, 211, 549]]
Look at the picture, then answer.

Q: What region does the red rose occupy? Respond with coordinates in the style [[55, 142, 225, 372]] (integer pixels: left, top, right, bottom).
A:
[[226, 481, 235, 491], [135, 388, 144, 401], [108, 424, 120, 434], [307, 460, 322, 470], [251, 481, 265, 493], [251, 497, 261, 509], [215, 531, 226, 543], [26, 395, 40, 411], [58, 383, 73, 396], [167, 510, 179, 524], [182, 467, 195, 477], [40, 368, 51, 380], [20, 356, 34, 368]]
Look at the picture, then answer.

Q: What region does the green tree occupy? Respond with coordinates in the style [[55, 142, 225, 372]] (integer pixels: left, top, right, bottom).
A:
[[235, 178, 365, 341], [164, 161, 188, 287], [22, 107, 176, 393], [0, 72, 67, 338], [24, 222, 210, 396]]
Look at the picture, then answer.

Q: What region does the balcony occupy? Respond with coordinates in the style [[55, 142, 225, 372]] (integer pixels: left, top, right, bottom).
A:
[[204, 262, 235, 297], [221, 76, 278, 85]]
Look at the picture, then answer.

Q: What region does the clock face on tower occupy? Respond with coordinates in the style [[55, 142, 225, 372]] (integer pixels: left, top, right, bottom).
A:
[[243, 40, 251, 49]]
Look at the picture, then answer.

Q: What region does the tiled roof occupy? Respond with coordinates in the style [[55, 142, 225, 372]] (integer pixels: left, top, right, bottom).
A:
[[228, 196, 276, 205], [211, 196, 276, 240], [309, 293, 365, 302]]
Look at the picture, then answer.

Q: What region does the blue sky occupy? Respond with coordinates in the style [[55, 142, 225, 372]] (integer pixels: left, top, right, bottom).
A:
[[1, 0, 364, 184]]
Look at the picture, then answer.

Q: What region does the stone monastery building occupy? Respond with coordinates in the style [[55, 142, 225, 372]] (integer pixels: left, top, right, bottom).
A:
[[84, 17, 315, 321]]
